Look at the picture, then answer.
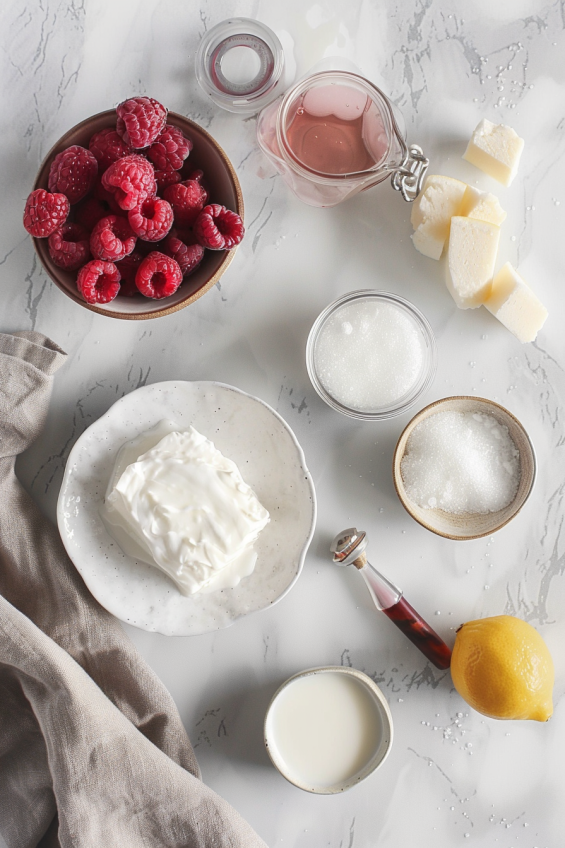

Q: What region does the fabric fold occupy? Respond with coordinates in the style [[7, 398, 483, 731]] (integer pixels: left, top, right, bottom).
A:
[[0, 331, 267, 848]]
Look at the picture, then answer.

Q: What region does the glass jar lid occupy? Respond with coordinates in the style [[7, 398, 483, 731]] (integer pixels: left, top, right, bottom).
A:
[[196, 19, 287, 115]]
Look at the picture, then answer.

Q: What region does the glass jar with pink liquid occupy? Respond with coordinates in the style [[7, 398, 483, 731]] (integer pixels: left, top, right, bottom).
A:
[[257, 68, 428, 208]]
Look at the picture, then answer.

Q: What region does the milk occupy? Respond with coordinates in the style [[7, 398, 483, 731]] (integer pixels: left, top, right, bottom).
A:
[[266, 671, 386, 790]]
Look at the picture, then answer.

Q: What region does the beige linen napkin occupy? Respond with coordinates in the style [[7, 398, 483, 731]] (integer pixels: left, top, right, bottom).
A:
[[0, 331, 267, 848]]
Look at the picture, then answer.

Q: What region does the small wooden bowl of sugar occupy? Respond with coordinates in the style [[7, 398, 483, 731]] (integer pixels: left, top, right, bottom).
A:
[[393, 396, 536, 540]]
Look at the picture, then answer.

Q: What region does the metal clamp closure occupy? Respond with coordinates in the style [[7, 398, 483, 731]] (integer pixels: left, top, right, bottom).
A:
[[391, 144, 429, 202]]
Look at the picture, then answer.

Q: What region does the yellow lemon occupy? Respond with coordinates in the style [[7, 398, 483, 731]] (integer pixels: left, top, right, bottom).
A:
[[451, 615, 554, 721]]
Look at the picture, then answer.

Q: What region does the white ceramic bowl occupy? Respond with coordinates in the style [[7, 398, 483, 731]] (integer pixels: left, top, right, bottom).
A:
[[393, 396, 536, 540], [57, 381, 316, 635], [264, 666, 393, 794]]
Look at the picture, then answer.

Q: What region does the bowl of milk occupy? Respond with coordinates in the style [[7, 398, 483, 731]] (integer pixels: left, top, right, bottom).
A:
[[264, 666, 393, 793], [306, 290, 437, 420]]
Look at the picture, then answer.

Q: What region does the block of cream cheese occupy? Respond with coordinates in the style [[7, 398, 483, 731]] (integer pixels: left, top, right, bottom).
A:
[[446, 216, 500, 308], [458, 185, 507, 226], [463, 119, 524, 186], [484, 262, 548, 343], [411, 174, 467, 260], [102, 421, 270, 596]]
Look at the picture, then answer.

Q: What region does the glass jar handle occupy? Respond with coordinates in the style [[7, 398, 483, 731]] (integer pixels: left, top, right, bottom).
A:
[[391, 144, 429, 202]]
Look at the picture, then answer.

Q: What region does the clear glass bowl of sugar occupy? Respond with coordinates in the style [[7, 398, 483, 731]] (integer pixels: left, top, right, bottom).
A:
[[306, 290, 437, 421]]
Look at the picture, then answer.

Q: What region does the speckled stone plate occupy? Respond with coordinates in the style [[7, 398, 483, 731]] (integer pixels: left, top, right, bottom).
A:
[[57, 381, 317, 636]]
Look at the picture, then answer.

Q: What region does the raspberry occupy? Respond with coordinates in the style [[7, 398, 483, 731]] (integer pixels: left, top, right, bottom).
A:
[[146, 125, 192, 171], [89, 128, 132, 172], [75, 196, 112, 231], [48, 223, 90, 271], [119, 275, 141, 297], [117, 250, 143, 296], [170, 226, 198, 245], [135, 238, 157, 257], [186, 169, 204, 183], [128, 196, 173, 242], [77, 259, 121, 304], [48, 145, 98, 205], [93, 179, 122, 214], [135, 251, 182, 299], [162, 234, 204, 277], [101, 154, 156, 211], [23, 189, 70, 238], [154, 168, 181, 192], [116, 97, 167, 149], [194, 204, 244, 250], [90, 215, 136, 262], [163, 179, 207, 228]]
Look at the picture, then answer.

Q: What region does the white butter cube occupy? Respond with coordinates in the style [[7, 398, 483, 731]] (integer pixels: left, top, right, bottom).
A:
[[458, 185, 507, 226], [446, 217, 500, 309], [484, 262, 547, 343], [463, 119, 524, 186], [411, 174, 467, 260]]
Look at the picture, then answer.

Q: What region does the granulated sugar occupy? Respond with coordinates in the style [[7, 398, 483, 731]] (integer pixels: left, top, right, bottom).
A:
[[401, 410, 521, 514], [314, 300, 424, 410]]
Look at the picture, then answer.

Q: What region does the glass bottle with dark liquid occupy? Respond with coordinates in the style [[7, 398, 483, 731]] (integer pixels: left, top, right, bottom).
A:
[[331, 528, 451, 671], [361, 564, 452, 670]]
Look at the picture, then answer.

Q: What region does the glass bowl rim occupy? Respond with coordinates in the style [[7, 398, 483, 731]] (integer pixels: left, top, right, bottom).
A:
[[306, 289, 437, 421]]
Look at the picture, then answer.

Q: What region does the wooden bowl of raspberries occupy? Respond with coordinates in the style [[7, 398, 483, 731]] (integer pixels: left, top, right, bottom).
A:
[[24, 96, 244, 319]]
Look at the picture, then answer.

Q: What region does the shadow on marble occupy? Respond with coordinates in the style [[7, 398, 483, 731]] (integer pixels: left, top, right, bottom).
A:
[[191, 677, 282, 768], [16, 385, 117, 522]]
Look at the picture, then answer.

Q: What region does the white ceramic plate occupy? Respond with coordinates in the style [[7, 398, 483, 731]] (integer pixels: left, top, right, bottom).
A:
[[57, 381, 317, 636]]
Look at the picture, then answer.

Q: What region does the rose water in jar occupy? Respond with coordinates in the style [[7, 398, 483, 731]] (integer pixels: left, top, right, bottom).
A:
[[257, 67, 428, 207]]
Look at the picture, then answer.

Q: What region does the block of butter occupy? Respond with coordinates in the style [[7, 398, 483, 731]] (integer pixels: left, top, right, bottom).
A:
[[411, 174, 467, 260], [463, 119, 524, 186], [446, 217, 500, 309], [458, 185, 507, 226], [484, 262, 548, 343]]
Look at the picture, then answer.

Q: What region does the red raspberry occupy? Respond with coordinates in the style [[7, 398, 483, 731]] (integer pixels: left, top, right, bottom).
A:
[[135, 251, 182, 299], [101, 154, 156, 211], [75, 196, 111, 231], [170, 226, 198, 245], [77, 259, 121, 304], [117, 250, 143, 296], [135, 238, 157, 257], [146, 125, 192, 171], [90, 215, 136, 262], [119, 276, 141, 297], [48, 223, 90, 271], [128, 196, 173, 242], [93, 179, 123, 214], [23, 189, 70, 237], [89, 128, 132, 172], [154, 168, 181, 192], [48, 145, 98, 205], [116, 97, 167, 149], [186, 169, 204, 183], [163, 179, 207, 228], [162, 234, 204, 277], [194, 204, 244, 250]]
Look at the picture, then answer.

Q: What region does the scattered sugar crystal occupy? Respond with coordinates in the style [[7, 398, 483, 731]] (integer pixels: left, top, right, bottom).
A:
[[401, 410, 521, 514], [314, 300, 424, 410]]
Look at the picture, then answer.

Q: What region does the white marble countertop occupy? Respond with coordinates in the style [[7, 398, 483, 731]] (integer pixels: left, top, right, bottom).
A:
[[2, 1, 565, 845]]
